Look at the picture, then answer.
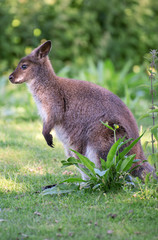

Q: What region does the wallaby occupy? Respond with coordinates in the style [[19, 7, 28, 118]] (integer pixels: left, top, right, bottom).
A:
[[9, 40, 155, 180]]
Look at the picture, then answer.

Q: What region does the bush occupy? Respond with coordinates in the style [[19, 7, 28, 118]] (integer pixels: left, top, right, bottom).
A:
[[42, 123, 146, 195], [1, 0, 158, 73]]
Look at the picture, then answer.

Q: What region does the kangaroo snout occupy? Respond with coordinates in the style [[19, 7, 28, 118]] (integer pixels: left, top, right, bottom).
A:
[[9, 72, 25, 84], [9, 74, 14, 83]]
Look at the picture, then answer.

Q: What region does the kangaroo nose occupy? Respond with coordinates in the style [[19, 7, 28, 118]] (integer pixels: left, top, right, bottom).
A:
[[9, 74, 14, 82]]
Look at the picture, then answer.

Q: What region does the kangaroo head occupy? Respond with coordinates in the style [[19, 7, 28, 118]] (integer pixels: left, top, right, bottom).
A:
[[9, 40, 52, 84]]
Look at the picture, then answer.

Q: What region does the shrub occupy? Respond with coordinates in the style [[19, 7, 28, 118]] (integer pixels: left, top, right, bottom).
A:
[[1, 0, 158, 72], [42, 123, 144, 195], [140, 50, 158, 169]]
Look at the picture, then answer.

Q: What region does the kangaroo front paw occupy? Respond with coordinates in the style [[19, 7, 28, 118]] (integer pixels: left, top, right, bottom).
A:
[[46, 134, 54, 148]]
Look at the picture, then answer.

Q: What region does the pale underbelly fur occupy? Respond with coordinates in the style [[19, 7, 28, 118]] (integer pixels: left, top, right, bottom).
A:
[[54, 125, 100, 180]]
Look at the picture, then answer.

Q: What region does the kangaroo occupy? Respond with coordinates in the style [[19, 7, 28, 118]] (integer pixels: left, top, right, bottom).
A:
[[9, 40, 155, 180]]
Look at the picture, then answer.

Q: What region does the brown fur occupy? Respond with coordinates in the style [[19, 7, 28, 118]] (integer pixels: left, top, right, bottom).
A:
[[9, 40, 155, 180]]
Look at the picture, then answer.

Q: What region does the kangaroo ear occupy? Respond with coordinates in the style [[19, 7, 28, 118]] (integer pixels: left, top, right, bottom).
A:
[[34, 40, 52, 59]]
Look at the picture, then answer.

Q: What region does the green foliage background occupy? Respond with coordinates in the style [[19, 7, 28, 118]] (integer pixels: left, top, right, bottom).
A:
[[1, 0, 158, 73]]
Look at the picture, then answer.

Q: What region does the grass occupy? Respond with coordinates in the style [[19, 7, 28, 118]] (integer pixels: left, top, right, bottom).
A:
[[0, 119, 158, 240]]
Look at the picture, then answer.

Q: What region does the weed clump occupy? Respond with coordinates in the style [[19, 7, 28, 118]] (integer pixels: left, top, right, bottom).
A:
[[42, 123, 151, 196]]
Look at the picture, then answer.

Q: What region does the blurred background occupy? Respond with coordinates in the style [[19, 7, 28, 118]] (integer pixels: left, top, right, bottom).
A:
[[0, 0, 158, 126]]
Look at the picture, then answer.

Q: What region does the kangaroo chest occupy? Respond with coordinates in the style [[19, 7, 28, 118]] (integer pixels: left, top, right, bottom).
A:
[[34, 96, 48, 122], [27, 83, 48, 122], [54, 125, 70, 147]]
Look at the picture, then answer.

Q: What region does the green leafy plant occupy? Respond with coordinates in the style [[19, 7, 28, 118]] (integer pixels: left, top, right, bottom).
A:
[[2, 0, 158, 73], [140, 50, 158, 169], [42, 123, 144, 196], [124, 173, 158, 200]]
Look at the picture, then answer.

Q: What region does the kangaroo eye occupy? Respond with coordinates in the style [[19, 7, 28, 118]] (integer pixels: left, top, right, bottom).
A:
[[21, 64, 27, 70]]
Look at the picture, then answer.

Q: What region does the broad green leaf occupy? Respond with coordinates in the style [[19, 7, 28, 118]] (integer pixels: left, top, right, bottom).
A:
[[139, 109, 158, 120], [92, 183, 101, 190], [77, 165, 95, 178], [149, 109, 158, 113], [101, 121, 114, 131], [116, 137, 132, 162], [100, 158, 106, 170], [129, 159, 146, 173], [61, 161, 79, 167], [61, 157, 80, 167], [102, 169, 109, 183], [94, 168, 109, 177], [41, 185, 77, 196], [60, 178, 87, 183], [119, 138, 133, 147], [42, 188, 75, 195], [120, 154, 136, 172], [67, 157, 81, 163], [62, 156, 93, 178], [61, 157, 81, 167], [151, 124, 158, 141], [147, 153, 158, 166], [106, 138, 122, 168], [67, 157, 82, 165], [41, 184, 77, 195], [133, 159, 141, 163], [70, 149, 96, 176], [61, 162, 73, 167], [119, 133, 144, 159], [116, 159, 123, 172], [107, 164, 116, 180], [139, 113, 150, 120]]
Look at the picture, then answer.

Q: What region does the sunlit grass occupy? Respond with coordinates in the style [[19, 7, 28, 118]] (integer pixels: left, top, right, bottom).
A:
[[0, 119, 157, 240], [0, 119, 74, 194], [0, 175, 26, 193]]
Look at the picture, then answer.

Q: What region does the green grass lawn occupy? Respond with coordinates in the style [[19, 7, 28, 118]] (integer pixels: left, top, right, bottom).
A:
[[0, 119, 158, 240]]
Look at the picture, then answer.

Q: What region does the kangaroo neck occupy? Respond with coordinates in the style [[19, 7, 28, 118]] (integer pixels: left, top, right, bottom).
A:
[[27, 75, 58, 97], [26, 64, 64, 123], [26, 59, 60, 101]]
